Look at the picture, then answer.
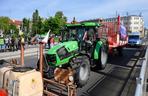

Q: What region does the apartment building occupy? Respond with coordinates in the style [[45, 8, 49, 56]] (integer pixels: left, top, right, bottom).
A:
[[81, 15, 144, 37]]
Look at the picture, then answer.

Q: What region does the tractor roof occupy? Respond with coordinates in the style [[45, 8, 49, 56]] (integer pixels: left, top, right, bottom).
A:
[[81, 22, 101, 27], [65, 23, 81, 27], [65, 22, 101, 27]]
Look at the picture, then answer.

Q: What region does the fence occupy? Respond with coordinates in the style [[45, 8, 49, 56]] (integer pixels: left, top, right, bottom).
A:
[[135, 46, 148, 96]]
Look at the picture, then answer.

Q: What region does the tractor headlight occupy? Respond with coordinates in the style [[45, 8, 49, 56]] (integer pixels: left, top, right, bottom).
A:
[[46, 54, 56, 63]]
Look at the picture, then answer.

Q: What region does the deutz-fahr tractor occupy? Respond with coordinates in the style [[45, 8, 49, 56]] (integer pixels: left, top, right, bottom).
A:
[[37, 22, 108, 87]]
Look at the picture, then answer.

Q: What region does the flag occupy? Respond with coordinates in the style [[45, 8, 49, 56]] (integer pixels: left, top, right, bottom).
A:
[[120, 25, 127, 40], [41, 30, 50, 43], [83, 31, 87, 40]]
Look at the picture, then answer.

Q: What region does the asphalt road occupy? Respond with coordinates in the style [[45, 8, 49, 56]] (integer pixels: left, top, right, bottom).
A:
[[0, 39, 147, 96], [3, 45, 146, 96], [77, 47, 142, 96]]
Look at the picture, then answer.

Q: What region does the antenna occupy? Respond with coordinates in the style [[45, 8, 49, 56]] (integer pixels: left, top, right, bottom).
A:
[[116, 11, 118, 17], [139, 12, 142, 17], [126, 12, 129, 16]]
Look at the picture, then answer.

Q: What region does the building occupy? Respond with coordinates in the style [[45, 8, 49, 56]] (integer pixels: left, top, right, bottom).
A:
[[0, 19, 22, 37], [81, 15, 144, 37], [10, 19, 22, 29], [104, 15, 144, 37], [144, 28, 148, 38]]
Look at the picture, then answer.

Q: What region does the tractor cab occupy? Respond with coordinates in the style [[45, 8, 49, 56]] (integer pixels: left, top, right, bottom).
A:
[[61, 22, 101, 53]]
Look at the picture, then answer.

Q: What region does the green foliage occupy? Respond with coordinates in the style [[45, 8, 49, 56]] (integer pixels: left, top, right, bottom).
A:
[[0, 16, 19, 38], [25, 10, 67, 36], [53, 11, 67, 34], [42, 11, 67, 35], [31, 9, 44, 36], [0, 17, 10, 35], [9, 24, 19, 38], [22, 18, 30, 40]]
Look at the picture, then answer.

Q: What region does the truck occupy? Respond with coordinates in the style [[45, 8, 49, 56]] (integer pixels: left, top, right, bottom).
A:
[[37, 16, 128, 88], [128, 32, 142, 46]]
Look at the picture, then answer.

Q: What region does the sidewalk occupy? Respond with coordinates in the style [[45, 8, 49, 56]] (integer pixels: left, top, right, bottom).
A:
[[0, 45, 39, 60]]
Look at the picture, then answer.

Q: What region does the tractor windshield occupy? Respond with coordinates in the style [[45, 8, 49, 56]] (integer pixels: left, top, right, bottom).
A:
[[62, 27, 86, 41]]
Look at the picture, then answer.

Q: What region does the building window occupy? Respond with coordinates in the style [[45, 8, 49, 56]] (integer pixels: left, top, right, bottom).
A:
[[134, 17, 139, 20], [134, 22, 139, 24], [134, 27, 138, 29]]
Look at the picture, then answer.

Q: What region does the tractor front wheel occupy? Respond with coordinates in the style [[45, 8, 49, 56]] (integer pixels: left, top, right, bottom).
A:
[[70, 55, 90, 88], [37, 55, 54, 79]]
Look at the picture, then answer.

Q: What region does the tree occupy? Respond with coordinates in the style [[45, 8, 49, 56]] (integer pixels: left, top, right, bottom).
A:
[[43, 11, 67, 35], [31, 9, 43, 36], [0, 17, 10, 37], [9, 24, 19, 38], [22, 18, 30, 41], [54, 11, 67, 34]]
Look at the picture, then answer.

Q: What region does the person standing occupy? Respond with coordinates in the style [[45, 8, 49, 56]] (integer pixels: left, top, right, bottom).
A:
[[18, 37, 21, 50], [15, 38, 19, 51], [11, 37, 15, 51], [50, 35, 55, 48], [5, 37, 9, 49], [8, 37, 11, 50], [48, 37, 51, 49]]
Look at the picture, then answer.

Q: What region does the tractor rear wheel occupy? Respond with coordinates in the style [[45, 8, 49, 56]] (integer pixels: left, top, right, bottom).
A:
[[97, 44, 108, 69], [70, 55, 90, 88]]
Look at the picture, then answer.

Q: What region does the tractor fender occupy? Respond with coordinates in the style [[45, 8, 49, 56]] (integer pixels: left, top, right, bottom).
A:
[[69, 53, 90, 65], [94, 41, 102, 60]]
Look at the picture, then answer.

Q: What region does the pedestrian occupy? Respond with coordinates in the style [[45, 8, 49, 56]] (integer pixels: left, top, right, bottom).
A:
[[11, 37, 15, 51], [50, 35, 55, 48], [0, 38, 5, 52], [15, 38, 19, 51], [18, 37, 21, 50], [48, 37, 51, 49], [8, 37, 11, 51], [4, 37, 9, 49]]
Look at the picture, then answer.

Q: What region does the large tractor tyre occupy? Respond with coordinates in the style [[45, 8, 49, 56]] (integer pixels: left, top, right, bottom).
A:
[[71, 56, 90, 88], [37, 56, 54, 79], [97, 44, 108, 70]]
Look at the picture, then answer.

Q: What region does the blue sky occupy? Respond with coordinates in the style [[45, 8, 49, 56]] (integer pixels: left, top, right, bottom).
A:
[[0, 0, 148, 26]]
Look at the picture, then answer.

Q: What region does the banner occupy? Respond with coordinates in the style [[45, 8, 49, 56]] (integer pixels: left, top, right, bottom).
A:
[[120, 25, 127, 40]]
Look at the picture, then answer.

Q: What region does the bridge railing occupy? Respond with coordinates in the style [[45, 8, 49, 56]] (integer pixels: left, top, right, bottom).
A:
[[135, 46, 148, 96]]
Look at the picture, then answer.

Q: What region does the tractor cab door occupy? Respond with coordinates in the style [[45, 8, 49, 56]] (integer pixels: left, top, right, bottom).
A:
[[82, 27, 96, 54]]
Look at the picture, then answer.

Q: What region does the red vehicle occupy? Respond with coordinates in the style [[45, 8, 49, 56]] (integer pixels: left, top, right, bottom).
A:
[[98, 16, 128, 55]]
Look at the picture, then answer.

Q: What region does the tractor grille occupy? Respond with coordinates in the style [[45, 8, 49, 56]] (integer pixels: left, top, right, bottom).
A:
[[46, 54, 56, 63]]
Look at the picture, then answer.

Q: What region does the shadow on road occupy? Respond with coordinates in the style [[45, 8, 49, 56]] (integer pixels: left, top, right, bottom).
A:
[[79, 48, 140, 96]]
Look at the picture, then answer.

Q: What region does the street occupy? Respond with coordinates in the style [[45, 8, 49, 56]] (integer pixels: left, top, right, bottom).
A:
[[2, 45, 146, 96]]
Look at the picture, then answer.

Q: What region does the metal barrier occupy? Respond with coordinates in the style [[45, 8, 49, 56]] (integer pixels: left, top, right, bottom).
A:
[[135, 46, 148, 96]]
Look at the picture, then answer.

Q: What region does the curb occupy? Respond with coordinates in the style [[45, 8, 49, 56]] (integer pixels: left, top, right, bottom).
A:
[[0, 48, 39, 60], [0, 52, 38, 60]]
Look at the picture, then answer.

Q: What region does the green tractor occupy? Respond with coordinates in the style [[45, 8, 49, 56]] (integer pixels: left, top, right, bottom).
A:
[[37, 22, 108, 87]]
